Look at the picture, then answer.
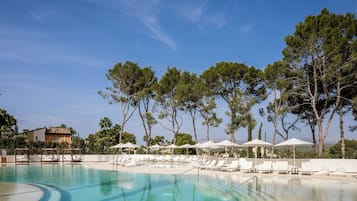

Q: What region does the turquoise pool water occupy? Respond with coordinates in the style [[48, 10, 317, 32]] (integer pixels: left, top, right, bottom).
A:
[[0, 164, 357, 201]]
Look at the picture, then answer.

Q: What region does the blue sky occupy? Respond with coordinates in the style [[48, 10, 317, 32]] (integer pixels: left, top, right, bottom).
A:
[[1, 0, 356, 145]]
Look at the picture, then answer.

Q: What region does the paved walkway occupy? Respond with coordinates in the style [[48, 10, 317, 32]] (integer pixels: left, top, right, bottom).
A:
[[0, 182, 43, 201]]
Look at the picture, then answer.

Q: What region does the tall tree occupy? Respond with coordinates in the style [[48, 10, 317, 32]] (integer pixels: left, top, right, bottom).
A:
[[136, 67, 158, 149], [201, 62, 266, 143], [176, 71, 203, 144], [282, 9, 357, 156], [198, 97, 222, 141], [242, 112, 256, 157], [0, 108, 17, 134], [155, 67, 182, 144], [99, 61, 140, 144], [257, 122, 263, 157], [99, 117, 113, 132], [264, 61, 299, 153]]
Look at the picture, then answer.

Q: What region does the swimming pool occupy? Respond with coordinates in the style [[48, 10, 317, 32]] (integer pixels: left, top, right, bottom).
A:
[[0, 164, 356, 201]]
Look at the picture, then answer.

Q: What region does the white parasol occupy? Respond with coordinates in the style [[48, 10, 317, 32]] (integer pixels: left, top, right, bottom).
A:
[[275, 138, 313, 166]]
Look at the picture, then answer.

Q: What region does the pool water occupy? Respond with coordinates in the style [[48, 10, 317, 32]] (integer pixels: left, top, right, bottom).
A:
[[0, 165, 357, 201]]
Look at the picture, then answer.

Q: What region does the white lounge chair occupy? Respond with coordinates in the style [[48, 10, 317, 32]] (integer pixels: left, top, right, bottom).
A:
[[208, 160, 225, 171], [300, 161, 313, 175], [199, 160, 217, 169], [256, 161, 273, 173], [314, 166, 330, 176], [16, 155, 30, 163], [240, 161, 253, 173], [275, 161, 289, 174], [221, 160, 239, 172], [124, 159, 138, 167], [330, 167, 346, 177]]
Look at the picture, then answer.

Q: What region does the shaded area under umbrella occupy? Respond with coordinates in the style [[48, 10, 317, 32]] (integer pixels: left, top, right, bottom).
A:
[[215, 140, 240, 158], [275, 138, 313, 167], [241, 139, 273, 165]]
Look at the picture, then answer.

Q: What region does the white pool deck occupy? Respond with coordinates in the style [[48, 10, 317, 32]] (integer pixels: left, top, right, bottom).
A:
[[83, 161, 357, 183]]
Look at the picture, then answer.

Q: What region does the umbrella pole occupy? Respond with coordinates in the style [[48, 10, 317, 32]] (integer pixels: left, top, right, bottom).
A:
[[255, 146, 257, 166], [293, 145, 296, 167]]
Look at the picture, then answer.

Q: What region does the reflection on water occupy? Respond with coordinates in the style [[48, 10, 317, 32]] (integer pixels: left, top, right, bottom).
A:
[[0, 165, 357, 201]]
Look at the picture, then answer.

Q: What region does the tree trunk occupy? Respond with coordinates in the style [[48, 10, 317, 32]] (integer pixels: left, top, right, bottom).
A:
[[339, 106, 345, 159], [317, 120, 324, 157], [190, 111, 198, 145], [138, 105, 149, 148], [206, 124, 210, 141], [248, 124, 253, 158]]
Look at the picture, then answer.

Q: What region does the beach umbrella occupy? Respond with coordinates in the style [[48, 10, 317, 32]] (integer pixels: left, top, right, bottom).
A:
[[179, 144, 195, 148], [149, 144, 166, 154], [215, 140, 240, 147], [215, 140, 240, 157], [149, 144, 165, 149], [275, 138, 313, 166], [165, 144, 179, 155], [166, 144, 179, 149], [242, 139, 273, 164], [196, 140, 218, 149], [179, 144, 195, 155], [123, 142, 139, 148], [241, 139, 273, 147], [196, 141, 219, 159], [122, 142, 139, 154], [110, 143, 126, 149]]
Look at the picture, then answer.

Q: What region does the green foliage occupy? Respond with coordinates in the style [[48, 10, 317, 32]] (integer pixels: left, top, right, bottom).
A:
[[99, 117, 113, 131], [155, 67, 183, 143], [83, 120, 126, 154], [121, 132, 136, 144], [201, 62, 266, 142], [329, 139, 357, 159], [174, 133, 195, 154], [151, 135, 166, 145], [0, 108, 17, 134], [175, 133, 194, 146], [282, 8, 357, 157]]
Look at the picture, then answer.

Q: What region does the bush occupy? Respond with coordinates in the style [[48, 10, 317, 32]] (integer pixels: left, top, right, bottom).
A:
[[329, 139, 357, 159]]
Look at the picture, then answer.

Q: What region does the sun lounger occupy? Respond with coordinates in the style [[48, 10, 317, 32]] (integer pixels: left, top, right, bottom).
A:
[[199, 160, 217, 169], [330, 167, 346, 177], [41, 155, 59, 162], [314, 166, 330, 176], [300, 161, 313, 175], [16, 155, 30, 163], [208, 160, 225, 171], [192, 159, 210, 168], [221, 160, 239, 172], [124, 160, 138, 167], [256, 161, 273, 173], [275, 161, 289, 174], [240, 161, 253, 173], [72, 155, 82, 162]]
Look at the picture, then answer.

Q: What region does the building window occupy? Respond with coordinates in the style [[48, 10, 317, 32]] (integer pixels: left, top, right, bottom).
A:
[[35, 136, 38, 142], [56, 136, 60, 142]]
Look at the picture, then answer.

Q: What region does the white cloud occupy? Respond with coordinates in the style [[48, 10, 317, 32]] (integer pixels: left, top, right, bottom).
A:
[[240, 24, 253, 32], [29, 10, 59, 22], [108, 0, 177, 50], [173, 1, 228, 29]]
